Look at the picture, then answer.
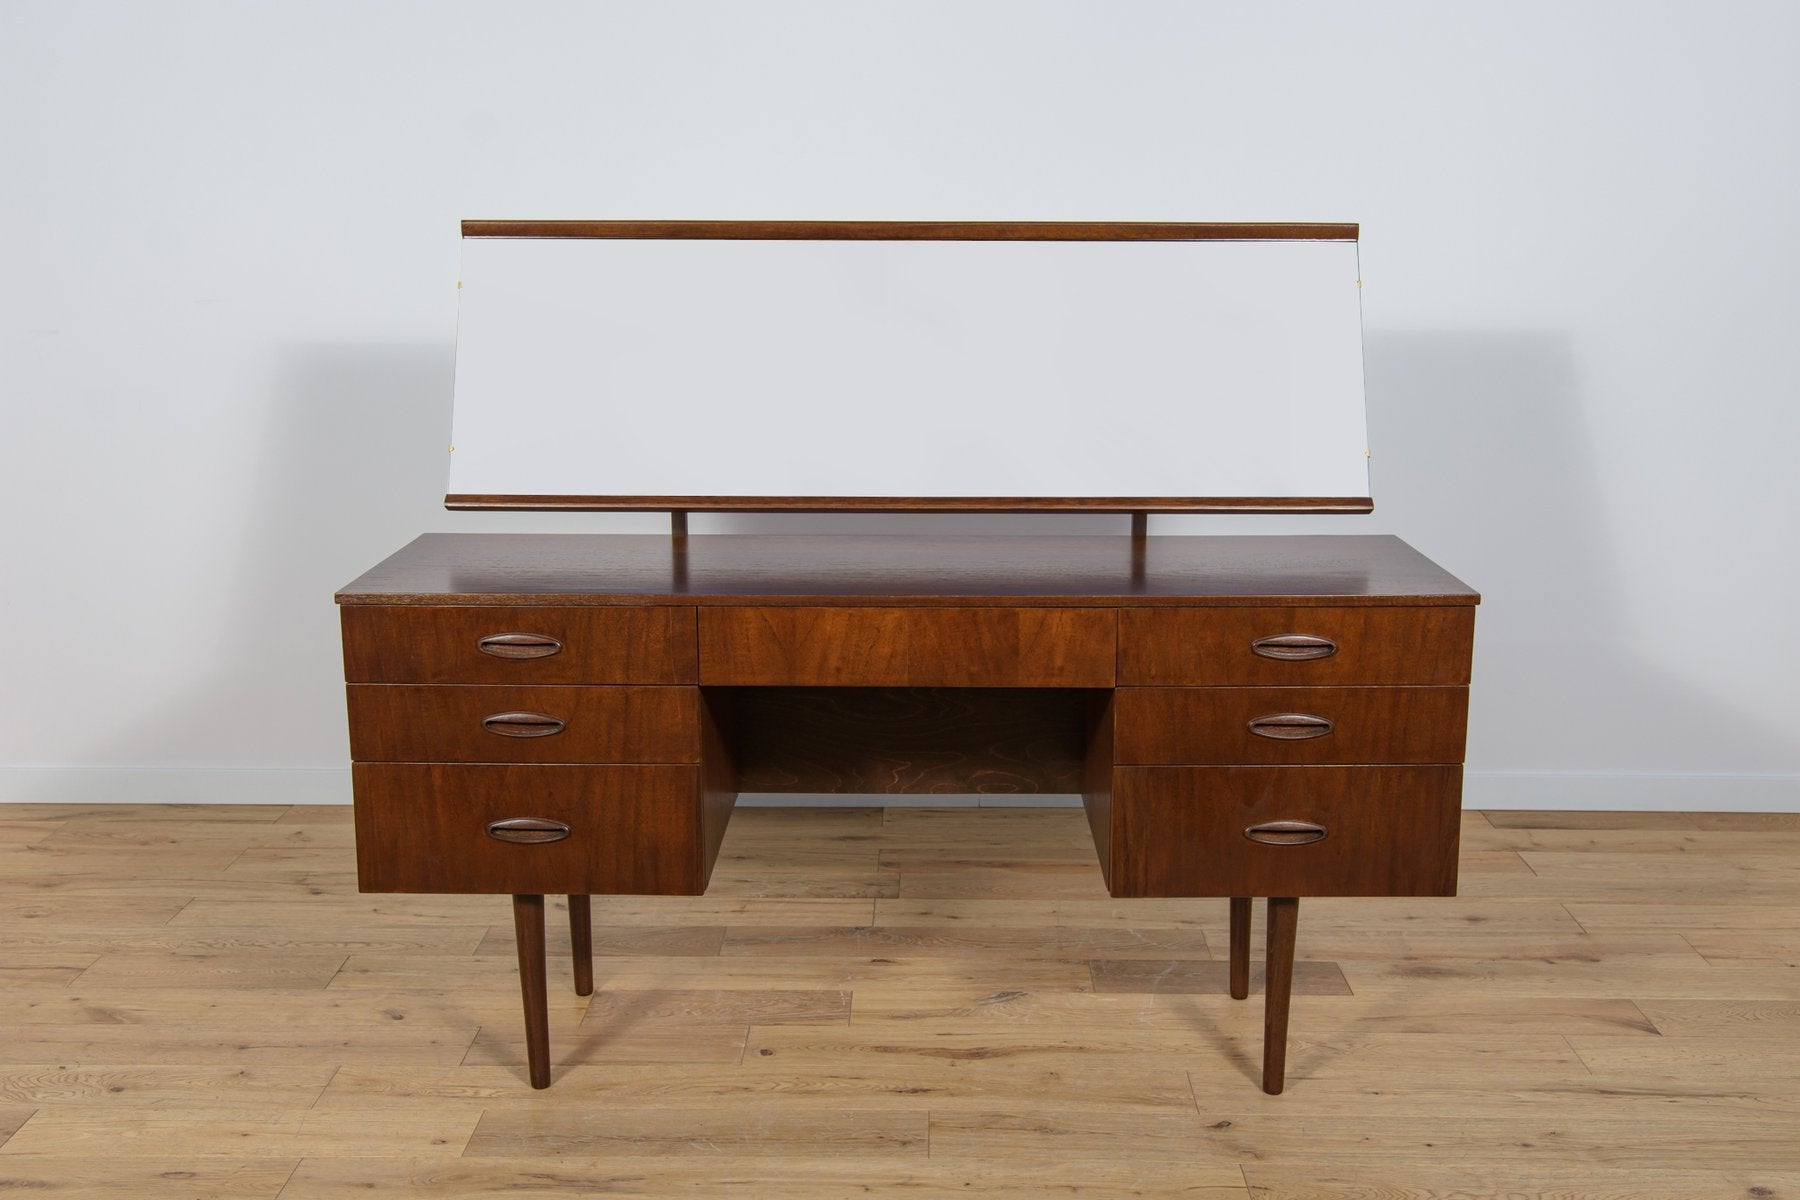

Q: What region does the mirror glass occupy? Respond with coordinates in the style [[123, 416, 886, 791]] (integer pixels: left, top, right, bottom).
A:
[[447, 233, 1369, 507]]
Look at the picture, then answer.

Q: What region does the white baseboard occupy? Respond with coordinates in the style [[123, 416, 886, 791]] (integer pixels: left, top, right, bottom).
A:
[[0, 766, 354, 806], [1463, 771, 1800, 811], [2, 767, 1796, 812]]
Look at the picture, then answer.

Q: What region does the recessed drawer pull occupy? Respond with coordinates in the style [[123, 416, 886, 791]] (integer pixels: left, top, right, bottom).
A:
[[1250, 634, 1338, 662], [1247, 713, 1335, 740], [476, 632, 564, 660], [481, 711, 568, 738], [486, 817, 572, 845], [1244, 820, 1328, 846]]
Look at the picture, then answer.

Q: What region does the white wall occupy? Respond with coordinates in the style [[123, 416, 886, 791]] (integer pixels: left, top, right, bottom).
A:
[[2, 0, 1796, 809]]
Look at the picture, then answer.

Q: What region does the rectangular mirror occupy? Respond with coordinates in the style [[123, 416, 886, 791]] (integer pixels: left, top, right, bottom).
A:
[[446, 221, 1370, 513]]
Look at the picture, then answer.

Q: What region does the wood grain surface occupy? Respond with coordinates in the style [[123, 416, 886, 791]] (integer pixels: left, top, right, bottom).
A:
[[2, 803, 1799, 1196], [446, 494, 1377, 514], [697, 608, 1116, 687], [335, 534, 1479, 608], [1119, 605, 1476, 685], [352, 764, 702, 894], [1113, 686, 1470, 765], [346, 685, 700, 764], [1108, 767, 1464, 897], [461, 219, 1360, 241], [341, 605, 696, 682]]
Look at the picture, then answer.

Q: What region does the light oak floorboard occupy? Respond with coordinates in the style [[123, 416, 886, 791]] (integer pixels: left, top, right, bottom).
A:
[[701, 865, 903, 898], [844, 990, 1657, 1036], [0, 955, 98, 986], [0, 987, 582, 1029], [0, 819, 69, 845], [1241, 1166, 1800, 1199], [719, 923, 1213, 958], [0, 1065, 333, 1107], [41, 820, 353, 850], [0, 1105, 479, 1156], [71, 951, 350, 990], [1637, 998, 1800, 1035], [0, 1157, 300, 1198], [0, 1026, 478, 1067], [0, 1106, 33, 1148], [1680, 929, 1800, 965], [0, 924, 489, 957], [3, 802, 1797, 1194], [1481, 811, 1704, 830], [278, 1155, 1249, 1198], [0, 803, 287, 822], [1089, 959, 1352, 995], [473, 923, 726, 957], [315, 1061, 1199, 1113], [463, 1107, 926, 1158], [577, 988, 851, 1026], [463, 1024, 750, 1070], [0, 896, 193, 928]]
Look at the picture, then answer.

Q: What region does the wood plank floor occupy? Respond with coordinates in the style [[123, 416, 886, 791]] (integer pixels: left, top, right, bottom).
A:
[[0, 803, 1797, 1198]]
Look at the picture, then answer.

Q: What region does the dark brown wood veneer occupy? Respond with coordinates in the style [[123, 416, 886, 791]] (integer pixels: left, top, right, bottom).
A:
[[337, 531, 1477, 1094]]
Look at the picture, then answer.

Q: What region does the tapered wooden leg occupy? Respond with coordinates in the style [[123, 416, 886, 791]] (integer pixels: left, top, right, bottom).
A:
[[1262, 896, 1299, 1095], [568, 894, 593, 997], [1228, 897, 1252, 1000], [512, 894, 551, 1089]]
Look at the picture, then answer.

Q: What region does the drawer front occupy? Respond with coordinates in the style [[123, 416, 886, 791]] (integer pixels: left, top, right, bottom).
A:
[[1119, 606, 1473, 686], [1109, 766, 1462, 897], [346, 685, 699, 764], [1114, 687, 1468, 766], [699, 607, 1116, 687], [341, 606, 696, 684], [352, 764, 701, 894]]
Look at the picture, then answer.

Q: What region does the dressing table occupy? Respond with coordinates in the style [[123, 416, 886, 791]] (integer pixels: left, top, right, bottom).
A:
[[338, 531, 1475, 1093], [335, 221, 1478, 1094]]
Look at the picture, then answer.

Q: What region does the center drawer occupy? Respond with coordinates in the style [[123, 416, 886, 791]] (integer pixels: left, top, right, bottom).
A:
[[699, 607, 1116, 687]]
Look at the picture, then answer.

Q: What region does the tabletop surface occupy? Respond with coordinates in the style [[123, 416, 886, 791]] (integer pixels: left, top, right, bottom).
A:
[[336, 534, 1479, 608]]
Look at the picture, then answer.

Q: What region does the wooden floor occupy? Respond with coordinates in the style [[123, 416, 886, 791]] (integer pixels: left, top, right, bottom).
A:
[[1, 805, 1798, 1198]]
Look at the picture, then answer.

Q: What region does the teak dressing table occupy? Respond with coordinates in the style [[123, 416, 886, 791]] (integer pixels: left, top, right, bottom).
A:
[[337, 219, 1477, 1094], [337, 531, 1478, 1093]]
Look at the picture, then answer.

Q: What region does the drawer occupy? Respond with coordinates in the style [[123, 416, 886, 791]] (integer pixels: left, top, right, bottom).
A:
[[345, 685, 699, 764], [352, 764, 702, 894], [699, 607, 1116, 687], [1113, 687, 1468, 766], [341, 606, 696, 684], [1107, 766, 1461, 897], [1118, 606, 1473, 686]]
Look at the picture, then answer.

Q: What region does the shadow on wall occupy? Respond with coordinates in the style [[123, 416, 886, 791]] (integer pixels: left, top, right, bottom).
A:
[[40, 333, 1794, 804], [32, 344, 457, 801], [1365, 329, 1796, 775]]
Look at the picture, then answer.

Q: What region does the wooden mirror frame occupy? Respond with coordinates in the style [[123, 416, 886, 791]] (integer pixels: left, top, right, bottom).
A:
[[446, 220, 1371, 515]]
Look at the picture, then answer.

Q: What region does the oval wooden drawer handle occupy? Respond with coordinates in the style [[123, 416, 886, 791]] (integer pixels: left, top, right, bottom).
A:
[[1247, 713, 1335, 740], [486, 817, 572, 845], [1244, 820, 1327, 846], [481, 711, 568, 738], [477, 632, 564, 660], [1250, 634, 1338, 662]]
